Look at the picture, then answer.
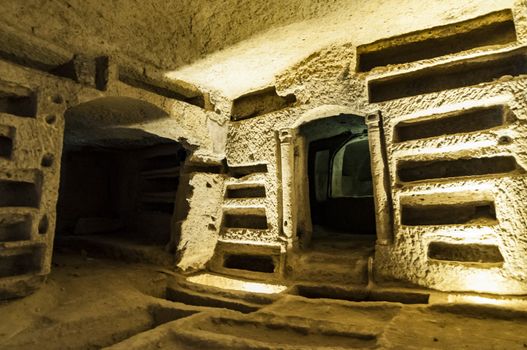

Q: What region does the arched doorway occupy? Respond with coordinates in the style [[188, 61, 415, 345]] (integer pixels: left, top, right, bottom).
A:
[[301, 114, 376, 244], [55, 97, 188, 262], [281, 106, 387, 284], [299, 114, 376, 250]]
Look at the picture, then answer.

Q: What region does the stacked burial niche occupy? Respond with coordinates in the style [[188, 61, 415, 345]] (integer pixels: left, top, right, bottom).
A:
[[56, 97, 186, 251], [0, 78, 62, 299], [358, 8, 527, 294]]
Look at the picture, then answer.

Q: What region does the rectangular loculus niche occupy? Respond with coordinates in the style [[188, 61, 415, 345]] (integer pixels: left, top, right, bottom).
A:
[[397, 156, 523, 183], [0, 179, 41, 208], [394, 105, 511, 143], [222, 208, 268, 230], [225, 184, 266, 199], [118, 65, 209, 109], [230, 87, 296, 121], [0, 213, 32, 242], [0, 245, 43, 278], [428, 241, 504, 265], [223, 254, 276, 273], [357, 9, 516, 73], [368, 49, 527, 103], [0, 86, 37, 118], [0, 125, 15, 159], [401, 201, 497, 226], [228, 163, 268, 178]]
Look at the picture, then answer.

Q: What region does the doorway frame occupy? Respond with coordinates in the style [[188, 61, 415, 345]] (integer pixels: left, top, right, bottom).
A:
[[277, 105, 394, 252]]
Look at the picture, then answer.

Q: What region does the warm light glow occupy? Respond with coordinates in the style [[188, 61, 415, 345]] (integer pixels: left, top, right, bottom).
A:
[[395, 94, 511, 123], [447, 294, 527, 308], [438, 268, 527, 295], [459, 270, 506, 294], [429, 227, 498, 242], [403, 182, 493, 196], [187, 273, 288, 294], [398, 139, 497, 157]]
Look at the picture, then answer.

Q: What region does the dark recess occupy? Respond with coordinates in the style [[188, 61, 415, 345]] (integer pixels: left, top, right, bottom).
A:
[[223, 254, 275, 273], [428, 242, 504, 263], [141, 202, 175, 215], [0, 180, 40, 208], [229, 163, 268, 178], [0, 91, 37, 118], [141, 150, 185, 171], [0, 134, 13, 159], [226, 186, 266, 199], [0, 246, 43, 277], [357, 10, 516, 72], [119, 73, 206, 109], [394, 105, 508, 142], [0, 214, 32, 241], [296, 285, 430, 304], [398, 156, 522, 183], [223, 213, 268, 230], [57, 143, 184, 245], [231, 87, 296, 121], [401, 202, 497, 226], [369, 51, 527, 103]]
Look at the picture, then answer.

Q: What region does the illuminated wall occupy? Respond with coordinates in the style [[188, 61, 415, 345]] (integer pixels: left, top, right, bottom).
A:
[[208, 2, 527, 295], [1, 0, 526, 298]]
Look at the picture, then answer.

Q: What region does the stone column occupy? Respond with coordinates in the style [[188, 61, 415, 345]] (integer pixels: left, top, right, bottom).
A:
[[366, 111, 393, 245], [278, 128, 297, 249]]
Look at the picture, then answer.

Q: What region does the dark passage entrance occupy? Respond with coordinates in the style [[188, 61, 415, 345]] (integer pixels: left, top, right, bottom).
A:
[[301, 114, 376, 241], [57, 143, 186, 245], [55, 97, 187, 264], [286, 114, 376, 285]]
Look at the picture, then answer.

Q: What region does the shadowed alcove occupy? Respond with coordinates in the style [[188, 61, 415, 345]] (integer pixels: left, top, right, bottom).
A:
[[56, 97, 187, 261]]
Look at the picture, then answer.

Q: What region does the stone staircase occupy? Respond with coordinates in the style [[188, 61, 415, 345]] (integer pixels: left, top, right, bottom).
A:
[[286, 235, 375, 286]]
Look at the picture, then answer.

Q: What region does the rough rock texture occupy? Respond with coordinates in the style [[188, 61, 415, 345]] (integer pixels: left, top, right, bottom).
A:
[[0, 0, 351, 70], [176, 173, 225, 271], [207, 0, 527, 294], [2, 0, 527, 298], [5, 254, 527, 349], [0, 53, 222, 297], [171, 0, 514, 99]]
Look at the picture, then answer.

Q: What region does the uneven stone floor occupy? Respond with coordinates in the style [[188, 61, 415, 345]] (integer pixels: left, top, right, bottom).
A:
[[1, 252, 527, 349]]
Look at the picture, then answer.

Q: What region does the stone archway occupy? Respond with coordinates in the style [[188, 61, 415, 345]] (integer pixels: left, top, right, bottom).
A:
[[56, 96, 191, 263], [278, 105, 393, 251], [280, 106, 365, 249]]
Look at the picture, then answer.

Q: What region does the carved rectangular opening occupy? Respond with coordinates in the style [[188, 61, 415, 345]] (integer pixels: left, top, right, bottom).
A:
[[296, 285, 430, 304], [357, 10, 516, 72], [0, 89, 37, 118], [0, 135, 11, 159], [397, 156, 521, 183], [118, 69, 206, 108], [0, 180, 40, 208], [0, 28, 73, 74], [57, 142, 184, 247], [428, 242, 504, 264], [0, 213, 32, 242], [229, 163, 268, 178], [401, 201, 497, 226], [0, 246, 42, 277], [225, 185, 266, 199], [368, 50, 527, 103], [223, 254, 275, 273], [223, 211, 268, 230], [231, 87, 296, 121], [0, 125, 14, 159], [394, 105, 508, 142]]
